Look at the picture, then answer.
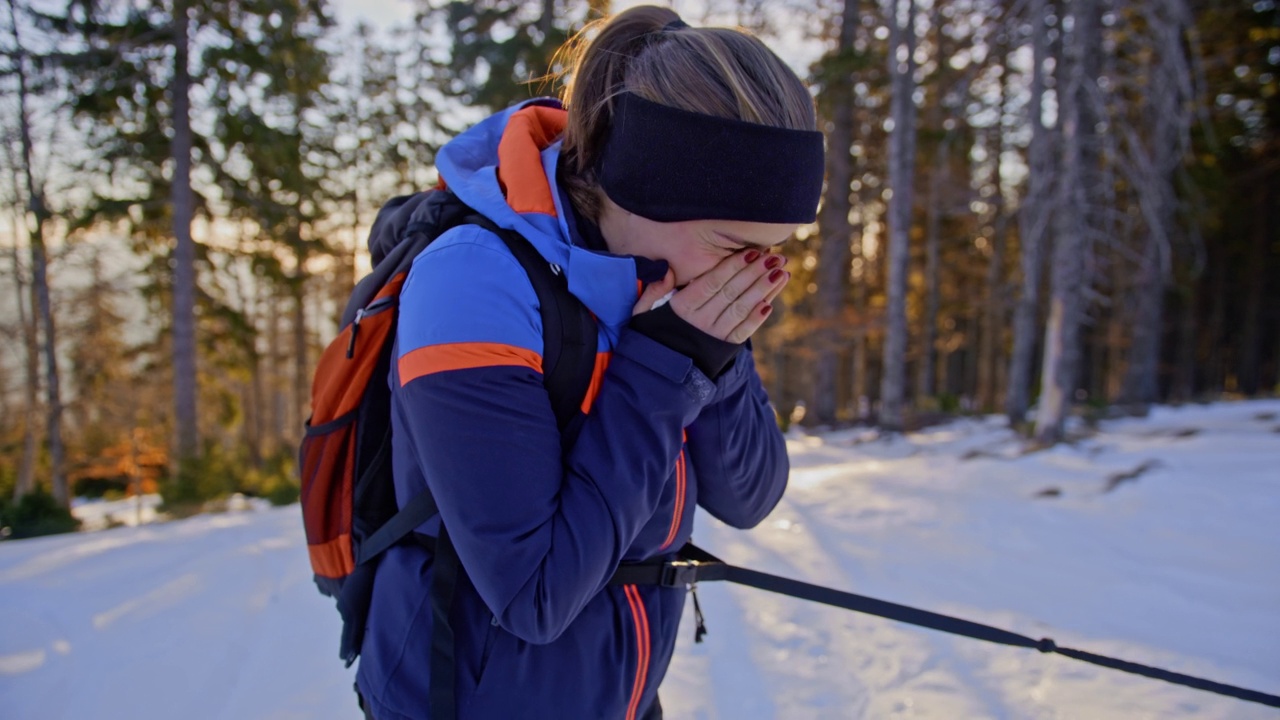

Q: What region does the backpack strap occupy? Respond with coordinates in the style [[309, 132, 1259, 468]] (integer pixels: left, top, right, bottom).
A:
[[337, 205, 597, 675], [352, 216, 596, 566], [421, 217, 596, 720], [428, 525, 463, 719], [466, 214, 597, 430], [354, 490, 439, 566]]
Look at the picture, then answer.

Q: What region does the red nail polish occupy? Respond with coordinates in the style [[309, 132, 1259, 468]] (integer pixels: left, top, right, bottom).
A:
[[769, 268, 784, 282], [760, 304, 773, 317], [765, 255, 781, 269], [744, 250, 761, 263]]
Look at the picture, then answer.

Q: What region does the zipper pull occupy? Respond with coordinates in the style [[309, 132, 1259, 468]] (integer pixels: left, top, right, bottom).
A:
[[691, 583, 708, 643], [346, 308, 366, 359]]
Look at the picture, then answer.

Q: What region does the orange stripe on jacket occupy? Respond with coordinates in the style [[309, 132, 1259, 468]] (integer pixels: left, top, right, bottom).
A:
[[660, 451, 686, 551], [398, 342, 543, 386], [623, 585, 652, 720], [579, 352, 613, 414], [497, 105, 568, 216]]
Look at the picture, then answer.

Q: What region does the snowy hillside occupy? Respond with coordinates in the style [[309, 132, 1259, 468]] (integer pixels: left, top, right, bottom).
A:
[[2, 400, 1278, 719]]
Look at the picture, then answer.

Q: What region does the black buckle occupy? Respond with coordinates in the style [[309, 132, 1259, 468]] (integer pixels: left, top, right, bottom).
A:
[[659, 559, 702, 587]]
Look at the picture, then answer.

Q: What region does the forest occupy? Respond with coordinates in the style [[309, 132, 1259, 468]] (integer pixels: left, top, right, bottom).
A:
[[1, 0, 1276, 533]]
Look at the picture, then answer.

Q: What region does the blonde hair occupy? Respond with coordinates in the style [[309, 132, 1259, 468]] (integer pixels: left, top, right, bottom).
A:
[[552, 5, 817, 221]]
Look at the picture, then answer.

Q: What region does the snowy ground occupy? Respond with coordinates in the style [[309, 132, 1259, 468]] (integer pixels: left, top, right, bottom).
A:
[[2, 400, 1278, 719]]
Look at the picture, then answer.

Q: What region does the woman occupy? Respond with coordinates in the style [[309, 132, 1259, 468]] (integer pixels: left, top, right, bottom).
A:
[[355, 6, 825, 719]]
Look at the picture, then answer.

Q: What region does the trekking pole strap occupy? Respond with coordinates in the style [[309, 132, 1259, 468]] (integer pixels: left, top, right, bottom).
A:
[[610, 545, 1280, 709]]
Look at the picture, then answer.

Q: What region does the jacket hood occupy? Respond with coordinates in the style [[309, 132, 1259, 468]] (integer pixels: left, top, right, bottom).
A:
[[435, 98, 640, 338]]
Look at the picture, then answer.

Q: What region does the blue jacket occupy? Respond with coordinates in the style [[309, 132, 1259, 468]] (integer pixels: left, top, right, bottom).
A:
[[355, 99, 789, 720]]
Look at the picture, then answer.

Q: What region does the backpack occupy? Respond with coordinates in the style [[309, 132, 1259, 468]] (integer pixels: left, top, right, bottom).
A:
[[298, 188, 597, 667]]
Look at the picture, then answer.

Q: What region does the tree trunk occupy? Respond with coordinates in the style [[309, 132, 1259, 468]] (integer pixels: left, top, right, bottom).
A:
[[880, 0, 917, 430], [267, 281, 284, 457], [1121, 230, 1166, 407], [981, 214, 1008, 412], [26, 131, 65, 507], [1006, 0, 1050, 428], [1173, 165, 1207, 402], [1203, 252, 1225, 393], [1237, 190, 1267, 395], [171, 0, 199, 462], [243, 247, 264, 470], [1171, 280, 1198, 402], [293, 276, 308, 442], [1035, 0, 1098, 443], [918, 140, 943, 403], [7, 191, 38, 501], [1120, 0, 1194, 407], [851, 77, 872, 419], [10, 0, 67, 505], [813, 0, 859, 425], [979, 33, 1011, 413], [1105, 307, 1126, 401], [918, 0, 954, 406]]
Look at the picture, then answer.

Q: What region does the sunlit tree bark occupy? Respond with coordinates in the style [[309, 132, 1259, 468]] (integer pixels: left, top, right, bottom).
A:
[[813, 0, 859, 425], [1035, 0, 1100, 443], [1007, 0, 1051, 428], [880, 0, 917, 430], [8, 0, 67, 505]]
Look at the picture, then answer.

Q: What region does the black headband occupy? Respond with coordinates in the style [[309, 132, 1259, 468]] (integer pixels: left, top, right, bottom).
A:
[[596, 92, 825, 224]]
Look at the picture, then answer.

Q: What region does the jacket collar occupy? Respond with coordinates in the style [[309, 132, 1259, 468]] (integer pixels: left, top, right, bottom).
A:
[[436, 99, 641, 342]]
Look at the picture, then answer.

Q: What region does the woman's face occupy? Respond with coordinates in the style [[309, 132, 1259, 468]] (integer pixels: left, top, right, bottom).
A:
[[597, 195, 797, 286]]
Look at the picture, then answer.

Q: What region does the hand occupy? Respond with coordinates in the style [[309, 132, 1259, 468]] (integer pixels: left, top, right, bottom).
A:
[[632, 250, 789, 344]]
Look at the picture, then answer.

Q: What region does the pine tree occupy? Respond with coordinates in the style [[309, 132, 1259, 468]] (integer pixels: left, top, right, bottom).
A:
[[206, 0, 335, 444], [811, 0, 860, 426], [880, 0, 918, 430], [5, 0, 68, 506], [420, 0, 602, 112], [1035, 0, 1102, 443], [41, 0, 337, 488], [43, 0, 210, 469], [1116, 0, 1196, 408], [3, 142, 39, 501], [1007, 0, 1052, 428]]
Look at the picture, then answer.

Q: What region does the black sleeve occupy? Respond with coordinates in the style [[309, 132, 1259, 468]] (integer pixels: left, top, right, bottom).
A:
[[628, 304, 741, 380]]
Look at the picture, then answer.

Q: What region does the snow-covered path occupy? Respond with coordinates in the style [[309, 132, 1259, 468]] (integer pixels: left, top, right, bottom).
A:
[[0, 508, 358, 719], [3, 401, 1278, 719]]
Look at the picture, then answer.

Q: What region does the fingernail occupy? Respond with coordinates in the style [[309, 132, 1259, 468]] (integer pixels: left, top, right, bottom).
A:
[[760, 304, 773, 317], [744, 250, 761, 263], [769, 268, 784, 282], [765, 255, 782, 269]]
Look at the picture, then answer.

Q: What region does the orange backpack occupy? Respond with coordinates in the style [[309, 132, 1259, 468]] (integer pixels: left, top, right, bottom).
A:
[[298, 189, 596, 665]]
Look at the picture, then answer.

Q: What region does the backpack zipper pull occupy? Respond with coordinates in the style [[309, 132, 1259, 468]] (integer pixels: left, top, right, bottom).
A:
[[346, 308, 366, 359]]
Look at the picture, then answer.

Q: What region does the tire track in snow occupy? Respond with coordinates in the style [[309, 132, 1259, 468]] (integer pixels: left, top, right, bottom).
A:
[[775, 443, 1277, 720], [740, 492, 1004, 719], [696, 510, 870, 719]]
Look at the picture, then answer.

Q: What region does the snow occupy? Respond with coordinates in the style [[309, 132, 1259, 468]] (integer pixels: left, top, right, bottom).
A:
[[70, 494, 166, 531], [69, 493, 271, 532], [3, 400, 1278, 719]]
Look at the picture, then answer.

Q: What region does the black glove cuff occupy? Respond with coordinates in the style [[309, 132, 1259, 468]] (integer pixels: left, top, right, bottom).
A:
[[628, 304, 741, 380]]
